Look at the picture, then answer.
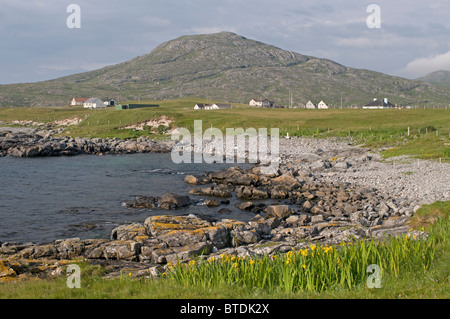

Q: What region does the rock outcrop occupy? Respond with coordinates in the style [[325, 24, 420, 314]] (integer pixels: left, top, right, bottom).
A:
[[0, 129, 173, 157]]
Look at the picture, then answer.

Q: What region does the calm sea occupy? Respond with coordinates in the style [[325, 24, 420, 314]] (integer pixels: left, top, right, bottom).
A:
[[0, 153, 252, 244]]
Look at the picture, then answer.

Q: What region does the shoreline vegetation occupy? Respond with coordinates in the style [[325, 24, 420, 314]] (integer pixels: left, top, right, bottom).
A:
[[0, 100, 449, 299]]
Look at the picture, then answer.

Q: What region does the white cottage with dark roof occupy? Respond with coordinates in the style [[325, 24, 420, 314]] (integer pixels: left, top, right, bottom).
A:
[[83, 98, 105, 109]]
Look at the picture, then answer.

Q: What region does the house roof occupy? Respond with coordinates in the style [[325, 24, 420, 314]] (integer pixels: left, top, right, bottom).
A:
[[73, 98, 89, 102], [85, 98, 103, 103]]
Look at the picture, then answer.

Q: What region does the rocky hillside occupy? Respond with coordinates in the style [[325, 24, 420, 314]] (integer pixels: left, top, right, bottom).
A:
[[417, 70, 450, 88], [1, 32, 449, 107]]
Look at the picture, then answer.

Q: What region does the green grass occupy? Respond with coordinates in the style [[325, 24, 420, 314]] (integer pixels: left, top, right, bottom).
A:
[[1, 201, 448, 299], [165, 235, 437, 295], [1, 100, 449, 159]]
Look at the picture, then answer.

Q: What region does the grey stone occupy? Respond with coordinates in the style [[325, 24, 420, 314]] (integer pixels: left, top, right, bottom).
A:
[[266, 205, 294, 219]]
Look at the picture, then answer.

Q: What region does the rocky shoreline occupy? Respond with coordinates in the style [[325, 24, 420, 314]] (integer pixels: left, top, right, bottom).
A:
[[1, 131, 449, 282], [0, 127, 173, 157]]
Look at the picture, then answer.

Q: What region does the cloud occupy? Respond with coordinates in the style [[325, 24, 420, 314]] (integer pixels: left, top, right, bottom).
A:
[[402, 50, 450, 78]]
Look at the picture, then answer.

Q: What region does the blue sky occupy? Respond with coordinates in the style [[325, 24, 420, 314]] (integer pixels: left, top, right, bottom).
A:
[[1, 0, 449, 84]]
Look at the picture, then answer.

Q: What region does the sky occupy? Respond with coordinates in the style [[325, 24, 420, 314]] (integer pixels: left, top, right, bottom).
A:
[[1, 0, 449, 84]]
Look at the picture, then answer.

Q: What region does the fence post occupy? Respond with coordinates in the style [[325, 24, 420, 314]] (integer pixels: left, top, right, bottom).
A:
[[407, 127, 410, 137]]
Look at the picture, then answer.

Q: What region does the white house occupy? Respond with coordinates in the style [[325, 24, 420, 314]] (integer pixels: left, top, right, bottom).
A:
[[71, 98, 88, 106], [249, 99, 274, 108], [363, 98, 395, 109], [194, 103, 207, 110], [318, 101, 329, 109], [305, 100, 317, 109], [83, 98, 105, 109]]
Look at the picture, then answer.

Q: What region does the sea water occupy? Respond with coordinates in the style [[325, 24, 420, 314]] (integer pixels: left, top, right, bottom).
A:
[[0, 153, 252, 244]]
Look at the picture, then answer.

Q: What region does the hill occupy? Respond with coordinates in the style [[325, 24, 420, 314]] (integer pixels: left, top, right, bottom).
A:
[[416, 70, 450, 88], [0, 32, 449, 107]]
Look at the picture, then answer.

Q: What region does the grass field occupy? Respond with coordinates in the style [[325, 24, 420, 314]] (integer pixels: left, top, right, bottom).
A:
[[0, 99, 449, 160], [0, 201, 448, 299]]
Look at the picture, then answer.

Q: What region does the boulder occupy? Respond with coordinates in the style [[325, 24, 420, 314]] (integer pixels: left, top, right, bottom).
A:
[[165, 243, 211, 264], [110, 223, 149, 241], [231, 229, 258, 247], [266, 205, 294, 219], [144, 215, 230, 249], [125, 196, 158, 209], [270, 185, 289, 199], [158, 193, 191, 210], [83, 239, 109, 259], [235, 201, 254, 211], [144, 215, 211, 237], [189, 184, 232, 197], [204, 199, 220, 207], [56, 238, 85, 259], [236, 186, 269, 200], [270, 175, 301, 190], [102, 240, 141, 261], [184, 175, 198, 184]]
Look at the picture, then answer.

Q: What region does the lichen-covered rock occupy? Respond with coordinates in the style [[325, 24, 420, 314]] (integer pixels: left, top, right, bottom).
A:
[[56, 238, 85, 259], [139, 242, 210, 264], [102, 240, 141, 261], [144, 215, 211, 237], [144, 215, 231, 249], [83, 239, 109, 259], [0, 260, 16, 282], [111, 223, 149, 242], [231, 229, 258, 247]]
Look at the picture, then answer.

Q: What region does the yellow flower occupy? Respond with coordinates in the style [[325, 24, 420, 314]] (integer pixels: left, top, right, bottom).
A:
[[285, 259, 291, 265], [128, 272, 132, 277], [302, 264, 307, 269], [188, 260, 196, 267], [286, 251, 294, 258], [421, 227, 425, 231], [310, 244, 316, 251], [208, 256, 216, 263], [249, 260, 255, 266], [300, 249, 308, 257], [233, 262, 238, 269], [231, 256, 237, 262], [323, 246, 333, 254]]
